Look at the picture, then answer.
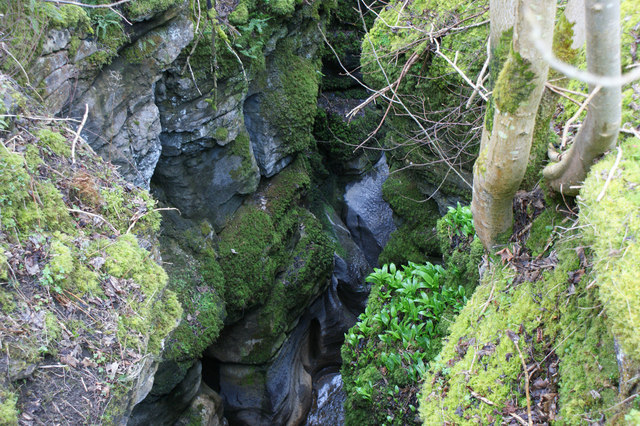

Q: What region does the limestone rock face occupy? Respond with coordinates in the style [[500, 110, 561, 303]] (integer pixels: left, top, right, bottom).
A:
[[343, 155, 396, 266], [71, 14, 194, 188]]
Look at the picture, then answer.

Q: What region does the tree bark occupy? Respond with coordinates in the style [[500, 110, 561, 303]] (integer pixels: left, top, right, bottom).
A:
[[543, 0, 621, 195], [472, 0, 556, 249]]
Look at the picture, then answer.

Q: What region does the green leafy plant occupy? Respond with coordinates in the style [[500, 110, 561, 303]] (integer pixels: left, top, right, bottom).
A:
[[442, 202, 474, 237], [342, 261, 468, 425]]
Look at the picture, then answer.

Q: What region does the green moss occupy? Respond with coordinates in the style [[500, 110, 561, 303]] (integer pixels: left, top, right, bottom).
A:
[[122, 34, 164, 64], [229, 2, 249, 25], [164, 255, 225, 361], [126, 0, 182, 19], [263, 38, 320, 156], [215, 127, 229, 142], [36, 129, 71, 157], [419, 218, 620, 423], [580, 138, 640, 361], [0, 288, 15, 313], [0, 251, 8, 281], [379, 170, 441, 265], [525, 208, 562, 257], [0, 151, 72, 237], [100, 184, 161, 234], [267, 0, 296, 16], [49, 4, 91, 31], [24, 144, 44, 170], [104, 234, 166, 297], [228, 132, 255, 182], [0, 390, 18, 426], [147, 289, 182, 354], [493, 50, 536, 114], [45, 310, 62, 342]]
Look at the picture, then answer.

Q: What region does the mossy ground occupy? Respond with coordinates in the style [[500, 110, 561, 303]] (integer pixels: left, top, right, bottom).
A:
[[419, 195, 628, 423], [0, 81, 178, 423], [580, 138, 640, 366]]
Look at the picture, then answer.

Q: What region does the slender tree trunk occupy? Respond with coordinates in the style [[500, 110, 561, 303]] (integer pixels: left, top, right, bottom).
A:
[[472, 0, 556, 249], [543, 0, 621, 195]]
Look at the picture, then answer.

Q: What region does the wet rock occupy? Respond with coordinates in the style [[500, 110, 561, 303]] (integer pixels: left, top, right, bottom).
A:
[[343, 154, 396, 266], [304, 373, 346, 426], [216, 322, 312, 426]]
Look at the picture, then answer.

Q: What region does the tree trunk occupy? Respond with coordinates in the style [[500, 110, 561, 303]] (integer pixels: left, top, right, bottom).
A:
[[471, 0, 556, 249], [543, 0, 621, 195]]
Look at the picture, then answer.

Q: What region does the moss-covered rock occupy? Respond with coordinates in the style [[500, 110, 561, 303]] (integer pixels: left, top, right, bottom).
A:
[[379, 170, 441, 266]]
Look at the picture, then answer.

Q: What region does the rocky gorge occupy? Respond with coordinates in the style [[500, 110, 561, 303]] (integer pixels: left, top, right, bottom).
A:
[[3, 0, 639, 424], [1, 0, 438, 423]]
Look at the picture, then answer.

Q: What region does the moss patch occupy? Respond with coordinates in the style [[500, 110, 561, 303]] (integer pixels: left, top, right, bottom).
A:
[[580, 138, 640, 361]]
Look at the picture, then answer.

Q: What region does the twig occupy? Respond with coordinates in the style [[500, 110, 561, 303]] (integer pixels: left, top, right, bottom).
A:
[[126, 207, 179, 234], [559, 86, 601, 150], [466, 42, 490, 108], [434, 39, 488, 101], [508, 331, 532, 426], [477, 278, 496, 320], [596, 146, 623, 202], [71, 103, 89, 164], [67, 208, 119, 235], [468, 388, 496, 406], [602, 393, 639, 411], [1, 44, 31, 86], [511, 413, 528, 426], [43, 0, 133, 8]]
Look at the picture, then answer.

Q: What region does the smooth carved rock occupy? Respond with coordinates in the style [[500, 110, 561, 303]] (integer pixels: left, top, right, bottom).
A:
[[343, 154, 396, 266]]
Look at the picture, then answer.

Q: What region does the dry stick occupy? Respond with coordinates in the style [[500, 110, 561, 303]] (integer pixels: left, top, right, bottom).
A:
[[71, 103, 89, 164], [434, 38, 489, 101], [351, 51, 421, 150], [559, 85, 601, 151], [596, 146, 623, 202], [511, 413, 529, 426], [67, 208, 119, 235], [510, 334, 533, 426], [43, 0, 133, 8], [544, 83, 584, 107], [476, 279, 496, 321], [126, 207, 180, 234], [468, 389, 496, 406], [466, 41, 490, 109]]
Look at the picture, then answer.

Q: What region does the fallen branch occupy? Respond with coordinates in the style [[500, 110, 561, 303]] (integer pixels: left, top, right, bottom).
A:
[[71, 103, 89, 164], [126, 207, 180, 234], [468, 388, 496, 406], [67, 208, 119, 235], [434, 39, 489, 101]]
